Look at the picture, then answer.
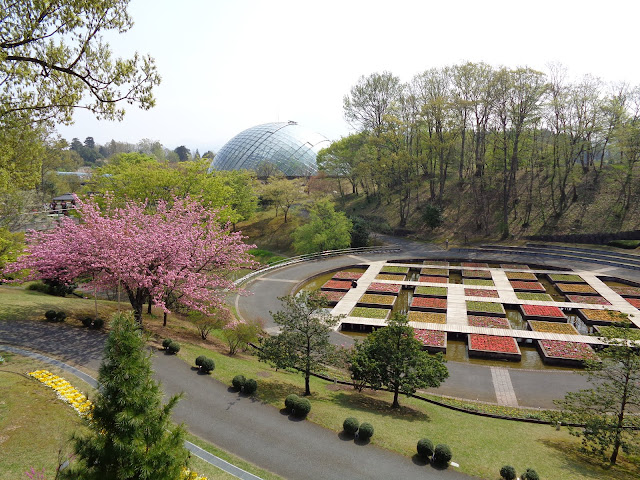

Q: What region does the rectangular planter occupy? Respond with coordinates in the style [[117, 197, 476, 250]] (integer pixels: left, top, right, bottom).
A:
[[555, 283, 599, 295], [462, 269, 492, 279], [467, 315, 511, 329], [527, 320, 579, 335], [566, 295, 611, 305], [375, 273, 406, 282], [411, 296, 447, 312], [357, 294, 397, 308], [519, 304, 567, 322], [610, 285, 640, 298], [332, 271, 364, 281], [516, 292, 555, 302], [468, 334, 521, 361], [366, 282, 402, 295], [547, 273, 585, 284], [319, 290, 346, 306], [505, 271, 538, 281], [536, 340, 597, 367], [466, 301, 506, 317], [414, 286, 448, 298], [321, 279, 353, 292], [464, 288, 499, 298], [577, 308, 630, 326], [510, 281, 546, 292], [414, 329, 447, 354], [349, 306, 391, 320], [419, 267, 449, 277], [408, 311, 447, 324], [419, 275, 448, 284]]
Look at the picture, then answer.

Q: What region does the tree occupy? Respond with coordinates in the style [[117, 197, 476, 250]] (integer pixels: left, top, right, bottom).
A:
[[555, 324, 640, 464], [62, 313, 189, 479], [223, 318, 263, 355], [261, 177, 302, 222], [174, 145, 191, 162], [4, 195, 256, 324], [292, 199, 352, 254], [349, 313, 449, 408], [258, 291, 339, 396]]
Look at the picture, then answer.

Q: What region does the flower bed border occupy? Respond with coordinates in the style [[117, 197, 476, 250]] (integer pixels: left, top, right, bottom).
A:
[[467, 334, 521, 361]]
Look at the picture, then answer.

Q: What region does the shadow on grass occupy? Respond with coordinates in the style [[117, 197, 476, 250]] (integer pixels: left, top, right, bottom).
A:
[[332, 391, 431, 422], [258, 379, 306, 405]]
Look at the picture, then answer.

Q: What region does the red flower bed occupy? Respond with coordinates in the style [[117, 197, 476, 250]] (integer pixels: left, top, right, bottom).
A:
[[539, 340, 597, 361], [626, 298, 640, 308], [321, 279, 353, 291], [411, 297, 447, 309], [319, 291, 346, 303], [413, 329, 446, 347], [462, 262, 489, 268], [510, 281, 545, 292], [464, 288, 499, 298], [521, 304, 566, 318], [469, 334, 519, 353], [367, 283, 402, 294], [566, 295, 611, 305], [419, 275, 448, 284], [333, 271, 363, 280], [467, 316, 510, 328]]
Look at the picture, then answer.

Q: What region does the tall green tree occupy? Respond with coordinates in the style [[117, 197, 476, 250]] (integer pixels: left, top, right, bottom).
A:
[[64, 313, 188, 479], [555, 324, 640, 465], [349, 313, 449, 408], [258, 291, 340, 396], [292, 198, 352, 254]]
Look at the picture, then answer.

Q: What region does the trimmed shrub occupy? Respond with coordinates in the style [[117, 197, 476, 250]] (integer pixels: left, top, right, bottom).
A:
[[199, 357, 215, 374], [521, 468, 540, 480], [91, 318, 104, 329], [417, 438, 435, 460], [358, 422, 374, 440], [293, 397, 311, 418], [343, 417, 360, 435], [243, 378, 258, 395], [432, 444, 452, 467], [285, 394, 299, 411], [45, 309, 66, 322], [232, 375, 246, 391], [82, 316, 93, 327], [167, 341, 180, 354], [195, 355, 206, 367], [500, 465, 517, 480], [162, 338, 173, 350]]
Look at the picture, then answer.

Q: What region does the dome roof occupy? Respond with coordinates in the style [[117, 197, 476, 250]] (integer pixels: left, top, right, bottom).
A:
[[211, 121, 330, 176]]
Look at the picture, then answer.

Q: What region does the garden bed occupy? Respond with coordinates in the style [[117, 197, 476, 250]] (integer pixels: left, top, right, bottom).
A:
[[577, 308, 630, 326], [565, 295, 611, 305], [463, 279, 495, 286], [321, 279, 353, 291], [555, 283, 598, 295], [501, 264, 530, 270], [464, 288, 499, 298], [536, 340, 597, 367], [366, 282, 402, 295], [462, 262, 490, 268], [626, 297, 640, 308], [505, 271, 538, 281], [375, 273, 406, 282], [509, 281, 545, 292], [380, 265, 410, 274], [408, 311, 447, 324], [419, 275, 448, 284], [357, 294, 397, 308], [594, 325, 640, 339], [610, 285, 640, 298], [547, 273, 585, 283], [414, 286, 447, 297], [468, 334, 521, 361], [419, 267, 449, 276], [528, 321, 579, 335], [519, 304, 567, 322], [467, 315, 511, 329], [462, 269, 492, 279], [319, 290, 346, 306], [332, 271, 364, 280], [414, 329, 447, 354], [411, 296, 447, 312], [349, 306, 391, 320], [466, 301, 506, 317], [423, 260, 449, 267], [516, 292, 554, 302]]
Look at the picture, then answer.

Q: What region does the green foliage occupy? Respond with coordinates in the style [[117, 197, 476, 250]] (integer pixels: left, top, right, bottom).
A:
[[167, 341, 181, 354], [195, 355, 206, 367], [349, 216, 370, 247], [349, 313, 449, 408], [358, 422, 374, 440], [292, 198, 352, 254], [343, 417, 360, 435], [293, 397, 311, 418], [44, 310, 66, 322], [199, 358, 215, 374], [349, 307, 389, 319], [417, 438, 435, 460], [63, 313, 188, 479], [521, 468, 540, 480], [421, 204, 444, 229], [223, 318, 262, 355], [284, 394, 299, 411], [500, 465, 517, 480], [0, 228, 24, 272], [162, 338, 173, 350], [243, 378, 258, 395], [232, 375, 246, 391], [433, 444, 452, 467], [607, 239, 640, 249]]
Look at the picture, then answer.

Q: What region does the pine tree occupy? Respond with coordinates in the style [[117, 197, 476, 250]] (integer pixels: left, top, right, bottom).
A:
[[64, 313, 188, 479]]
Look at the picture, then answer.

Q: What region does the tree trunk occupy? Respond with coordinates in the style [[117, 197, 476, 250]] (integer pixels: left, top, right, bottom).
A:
[[304, 373, 311, 396], [392, 385, 400, 408], [163, 311, 168, 327], [147, 296, 152, 314]]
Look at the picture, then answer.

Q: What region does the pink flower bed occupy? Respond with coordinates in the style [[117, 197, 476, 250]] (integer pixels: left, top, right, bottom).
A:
[[510, 281, 545, 292], [419, 275, 448, 284], [469, 334, 519, 353], [467, 316, 510, 329], [566, 295, 611, 305], [411, 297, 447, 309], [464, 288, 499, 298], [321, 279, 353, 291], [414, 329, 446, 347], [521, 304, 566, 318], [366, 282, 402, 294], [319, 290, 346, 303], [332, 271, 363, 280], [539, 340, 597, 361]]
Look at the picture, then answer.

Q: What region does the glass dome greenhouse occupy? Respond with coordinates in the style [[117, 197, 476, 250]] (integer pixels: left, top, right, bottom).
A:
[[211, 121, 330, 176]]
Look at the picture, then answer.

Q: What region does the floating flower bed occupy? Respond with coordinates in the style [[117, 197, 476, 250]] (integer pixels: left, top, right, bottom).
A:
[[468, 334, 521, 361], [414, 329, 447, 353], [464, 288, 499, 298], [366, 282, 402, 295], [332, 271, 363, 280], [375, 273, 406, 281], [594, 325, 640, 340], [510, 281, 545, 292], [466, 301, 506, 316], [528, 321, 579, 335], [463, 279, 495, 286], [321, 279, 353, 291], [548, 273, 584, 283], [501, 264, 530, 270], [408, 311, 447, 324], [419, 275, 448, 284], [423, 260, 449, 267], [380, 265, 410, 274], [350, 306, 390, 319], [505, 271, 538, 281], [462, 262, 489, 268], [467, 315, 510, 329], [462, 269, 492, 279], [537, 340, 597, 367], [28, 370, 92, 417], [414, 286, 447, 297], [519, 304, 567, 321], [610, 285, 640, 298], [419, 267, 448, 276], [566, 295, 611, 305], [358, 294, 396, 307], [626, 298, 640, 308], [555, 283, 598, 295], [411, 296, 447, 311], [516, 292, 554, 302], [577, 308, 629, 326], [319, 290, 346, 305]]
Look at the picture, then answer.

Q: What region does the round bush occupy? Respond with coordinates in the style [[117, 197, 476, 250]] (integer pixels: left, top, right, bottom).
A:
[[432, 444, 452, 467], [358, 422, 374, 440], [293, 397, 311, 418], [200, 357, 215, 374], [232, 375, 246, 391], [521, 468, 540, 480], [55, 311, 66, 322], [167, 341, 180, 354], [284, 394, 299, 411], [81, 317, 93, 327], [417, 438, 435, 460], [343, 417, 360, 435], [500, 465, 517, 480], [91, 318, 104, 329], [243, 378, 257, 394], [195, 355, 206, 367], [162, 338, 173, 350], [45, 310, 58, 321]]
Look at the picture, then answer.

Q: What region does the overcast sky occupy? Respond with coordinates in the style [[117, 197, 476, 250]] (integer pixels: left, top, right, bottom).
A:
[[56, 0, 640, 154]]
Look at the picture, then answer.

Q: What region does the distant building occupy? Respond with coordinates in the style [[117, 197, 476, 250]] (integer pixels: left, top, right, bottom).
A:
[[210, 121, 330, 177]]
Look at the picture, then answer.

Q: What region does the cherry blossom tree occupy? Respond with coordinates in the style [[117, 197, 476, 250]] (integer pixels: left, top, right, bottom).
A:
[[4, 195, 257, 324]]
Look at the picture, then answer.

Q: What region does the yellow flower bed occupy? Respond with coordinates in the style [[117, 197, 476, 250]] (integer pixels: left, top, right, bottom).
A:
[[28, 370, 92, 417], [528, 321, 579, 335], [408, 311, 447, 324], [181, 467, 208, 480]]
